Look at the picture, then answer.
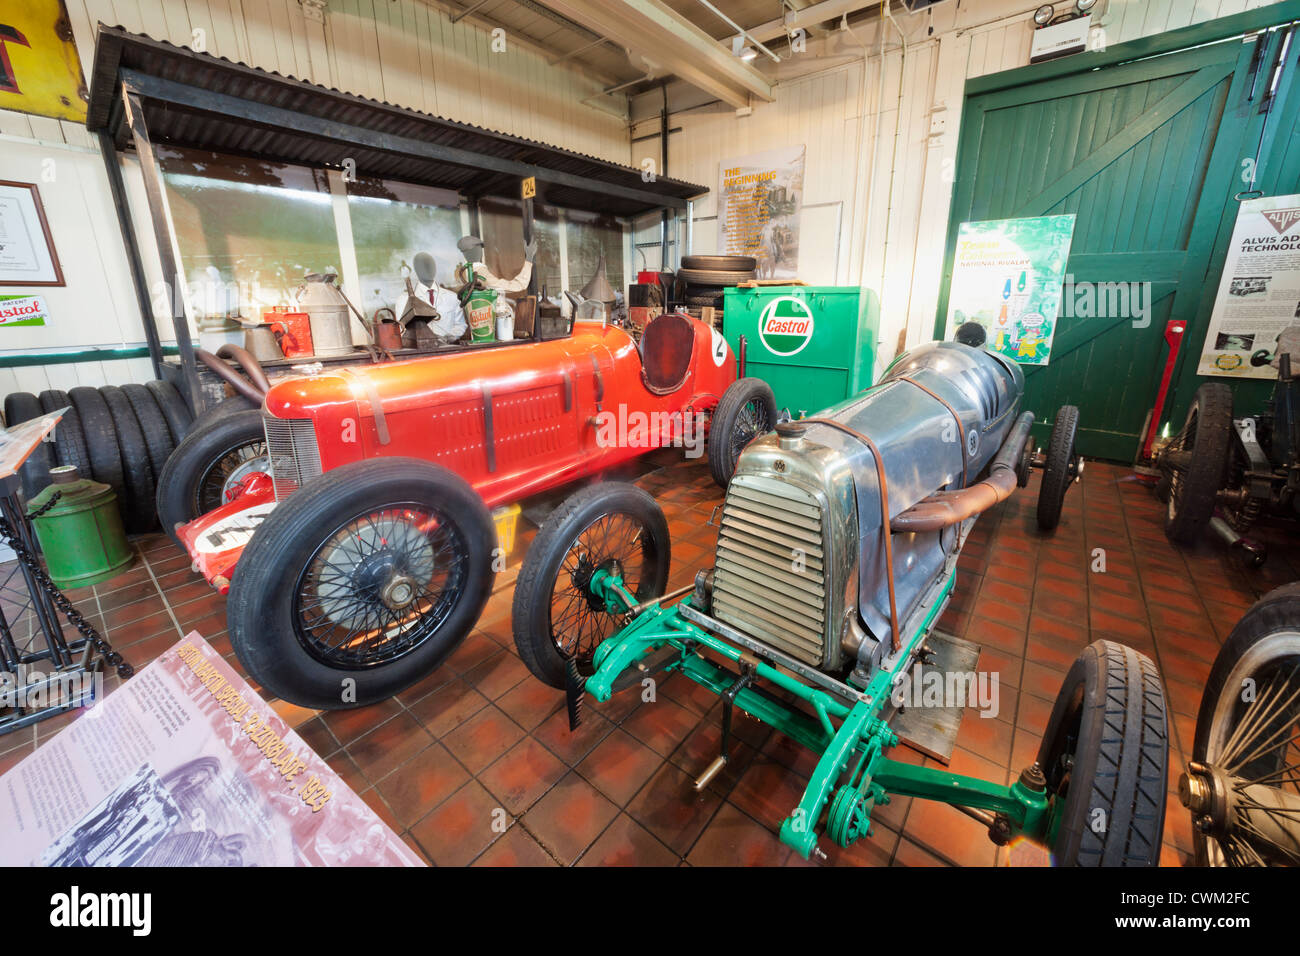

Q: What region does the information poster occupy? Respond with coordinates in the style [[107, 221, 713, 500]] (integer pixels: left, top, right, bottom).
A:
[[1197, 194, 1300, 379], [719, 146, 805, 279], [0, 634, 423, 867], [943, 215, 1076, 366]]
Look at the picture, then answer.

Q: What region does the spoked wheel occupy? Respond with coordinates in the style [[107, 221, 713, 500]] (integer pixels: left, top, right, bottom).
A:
[[155, 408, 268, 542], [227, 458, 495, 709], [708, 377, 777, 488], [1162, 382, 1232, 545], [512, 482, 670, 688], [1186, 584, 1300, 866], [1036, 405, 1081, 531], [1037, 640, 1168, 866]]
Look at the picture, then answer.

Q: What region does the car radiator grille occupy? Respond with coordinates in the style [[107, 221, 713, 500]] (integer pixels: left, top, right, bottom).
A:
[[263, 415, 322, 500], [712, 475, 828, 667]]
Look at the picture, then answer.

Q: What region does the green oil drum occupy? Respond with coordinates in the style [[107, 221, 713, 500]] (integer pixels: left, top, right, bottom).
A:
[[26, 466, 133, 590], [466, 290, 498, 342]]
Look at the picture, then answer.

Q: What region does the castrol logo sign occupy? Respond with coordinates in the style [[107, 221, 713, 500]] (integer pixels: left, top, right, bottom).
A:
[[757, 297, 815, 356]]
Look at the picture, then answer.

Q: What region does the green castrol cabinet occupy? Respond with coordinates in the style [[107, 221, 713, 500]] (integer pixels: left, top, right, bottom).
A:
[[721, 285, 879, 418]]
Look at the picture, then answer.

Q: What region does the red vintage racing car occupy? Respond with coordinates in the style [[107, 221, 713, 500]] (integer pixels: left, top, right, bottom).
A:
[[165, 312, 777, 709]]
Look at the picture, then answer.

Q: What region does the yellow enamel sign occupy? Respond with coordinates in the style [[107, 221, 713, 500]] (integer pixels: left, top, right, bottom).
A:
[[0, 0, 87, 123]]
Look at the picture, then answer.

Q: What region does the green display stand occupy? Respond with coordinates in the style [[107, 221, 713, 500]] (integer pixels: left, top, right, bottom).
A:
[[722, 285, 879, 418]]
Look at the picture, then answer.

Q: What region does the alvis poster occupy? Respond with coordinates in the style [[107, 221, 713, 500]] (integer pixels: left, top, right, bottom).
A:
[[719, 146, 805, 279], [943, 215, 1077, 366], [0, 633, 423, 867], [1197, 194, 1300, 379]]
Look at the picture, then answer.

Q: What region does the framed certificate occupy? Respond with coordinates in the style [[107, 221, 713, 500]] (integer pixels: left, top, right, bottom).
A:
[[0, 180, 64, 286]]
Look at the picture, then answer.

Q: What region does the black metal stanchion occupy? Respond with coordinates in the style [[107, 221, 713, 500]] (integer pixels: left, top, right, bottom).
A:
[[0, 473, 132, 735]]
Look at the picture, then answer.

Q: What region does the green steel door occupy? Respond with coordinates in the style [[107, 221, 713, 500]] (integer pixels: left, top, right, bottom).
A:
[[937, 6, 1300, 461]]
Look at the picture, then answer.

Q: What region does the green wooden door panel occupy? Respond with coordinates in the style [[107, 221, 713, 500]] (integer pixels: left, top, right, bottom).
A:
[[937, 25, 1268, 461]]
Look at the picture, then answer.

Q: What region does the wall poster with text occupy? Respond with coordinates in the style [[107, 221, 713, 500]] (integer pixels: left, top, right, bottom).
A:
[[718, 146, 805, 279], [1197, 194, 1300, 379], [943, 215, 1076, 366]]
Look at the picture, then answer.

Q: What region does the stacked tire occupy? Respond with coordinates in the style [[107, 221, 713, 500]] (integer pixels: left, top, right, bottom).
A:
[[2, 381, 194, 534], [679, 254, 757, 311]]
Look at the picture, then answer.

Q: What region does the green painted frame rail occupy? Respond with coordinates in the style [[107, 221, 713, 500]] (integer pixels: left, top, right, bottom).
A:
[[581, 570, 1054, 861], [0, 346, 180, 369]]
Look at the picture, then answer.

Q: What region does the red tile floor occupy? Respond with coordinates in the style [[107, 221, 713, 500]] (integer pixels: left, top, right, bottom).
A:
[[3, 451, 1298, 866]]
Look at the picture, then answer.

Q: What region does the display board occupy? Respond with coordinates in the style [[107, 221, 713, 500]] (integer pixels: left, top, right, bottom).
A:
[[0, 634, 422, 867], [718, 146, 805, 279], [1197, 194, 1300, 378], [943, 215, 1076, 365]]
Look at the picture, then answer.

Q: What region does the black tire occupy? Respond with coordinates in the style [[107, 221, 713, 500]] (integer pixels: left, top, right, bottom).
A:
[[100, 385, 158, 533], [67, 386, 125, 510], [190, 393, 260, 433], [512, 482, 671, 689], [677, 267, 756, 286], [146, 379, 194, 443], [4, 392, 55, 500], [1164, 382, 1232, 545], [686, 294, 725, 308], [1191, 583, 1300, 866], [682, 255, 756, 272], [122, 384, 176, 494], [155, 408, 267, 543], [38, 389, 92, 479], [707, 377, 778, 488], [227, 458, 496, 709], [1036, 405, 1080, 531], [1037, 640, 1168, 866]]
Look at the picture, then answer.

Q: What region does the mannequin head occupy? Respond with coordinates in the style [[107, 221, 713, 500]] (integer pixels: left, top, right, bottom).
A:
[[413, 252, 438, 286], [457, 235, 485, 265]]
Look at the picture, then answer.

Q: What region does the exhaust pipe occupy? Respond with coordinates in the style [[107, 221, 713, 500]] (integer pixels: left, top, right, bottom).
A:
[[890, 411, 1036, 533]]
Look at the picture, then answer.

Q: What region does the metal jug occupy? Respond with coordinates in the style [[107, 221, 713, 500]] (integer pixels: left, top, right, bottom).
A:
[[297, 273, 355, 357]]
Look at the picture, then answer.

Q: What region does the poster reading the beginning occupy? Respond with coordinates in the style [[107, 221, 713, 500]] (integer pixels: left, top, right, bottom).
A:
[[943, 215, 1076, 366], [1197, 194, 1300, 379], [719, 146, 805, 279], [0, 634, 423, 867]]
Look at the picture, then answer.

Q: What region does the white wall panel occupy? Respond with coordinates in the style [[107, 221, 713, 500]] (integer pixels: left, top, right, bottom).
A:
[[633, 0, 1288, 375], [0, 0, 632, 391]]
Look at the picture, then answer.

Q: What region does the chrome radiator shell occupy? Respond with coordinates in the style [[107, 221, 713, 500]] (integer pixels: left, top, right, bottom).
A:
[[712, 439, 858, 671], [262, 414, 323, 500]]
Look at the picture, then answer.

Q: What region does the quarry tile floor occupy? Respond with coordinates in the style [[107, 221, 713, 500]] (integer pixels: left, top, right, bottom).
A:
[[4, 451, 1299, 866]]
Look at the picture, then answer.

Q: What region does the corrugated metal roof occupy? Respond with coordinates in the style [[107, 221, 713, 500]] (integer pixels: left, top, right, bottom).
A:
[[87, 25, 706, 218]]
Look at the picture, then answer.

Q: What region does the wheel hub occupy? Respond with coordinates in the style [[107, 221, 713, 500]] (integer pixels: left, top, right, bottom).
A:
[[380, 573, 418, 610]]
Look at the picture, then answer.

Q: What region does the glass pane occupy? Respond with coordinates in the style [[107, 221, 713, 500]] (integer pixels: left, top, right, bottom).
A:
[[347, 178, 462, 319], [567, 211, 625, 295], [477, 197, 560, 295], [157, 147, 340, 329]]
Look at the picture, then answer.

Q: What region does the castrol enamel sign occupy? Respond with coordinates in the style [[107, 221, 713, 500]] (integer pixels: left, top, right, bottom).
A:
[[757, 297, 815, 356]]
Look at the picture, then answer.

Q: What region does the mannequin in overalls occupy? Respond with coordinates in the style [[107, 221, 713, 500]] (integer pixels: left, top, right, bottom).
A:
[[455, 236, 537, 342]]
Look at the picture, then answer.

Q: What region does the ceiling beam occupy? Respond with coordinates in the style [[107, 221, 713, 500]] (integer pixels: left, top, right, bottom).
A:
[[536, 0, 774, 107], [747, 0, 878, 44]]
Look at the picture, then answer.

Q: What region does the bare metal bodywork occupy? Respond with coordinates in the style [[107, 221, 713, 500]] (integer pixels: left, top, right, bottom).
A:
[[711, 341, 1027, 682]]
